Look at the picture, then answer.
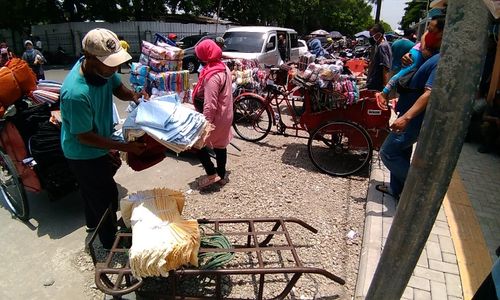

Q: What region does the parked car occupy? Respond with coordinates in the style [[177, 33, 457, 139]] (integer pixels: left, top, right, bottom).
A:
[[297, 39, 308, 56], [222, 26, 301, 66], [177, 33, 209, 49], [182, 34, 219, 73]]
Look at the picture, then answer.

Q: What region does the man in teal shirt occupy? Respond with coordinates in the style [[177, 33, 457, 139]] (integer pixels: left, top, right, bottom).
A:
[[391, 29, 416, 74], [61, 28, 146, 249]]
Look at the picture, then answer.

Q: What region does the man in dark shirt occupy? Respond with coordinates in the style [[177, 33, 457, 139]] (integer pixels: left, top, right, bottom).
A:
[[366, 23, 392, 91], [278, 34, 287, 63]]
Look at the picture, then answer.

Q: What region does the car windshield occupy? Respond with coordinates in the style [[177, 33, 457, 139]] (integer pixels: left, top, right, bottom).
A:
[[222, 32, 265, 53]]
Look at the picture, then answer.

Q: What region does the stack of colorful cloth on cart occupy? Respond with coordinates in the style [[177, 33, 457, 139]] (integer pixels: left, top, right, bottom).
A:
[[122, 94, 213, 171], [130, 41, 189, 94], [30, 80, 62, 105]]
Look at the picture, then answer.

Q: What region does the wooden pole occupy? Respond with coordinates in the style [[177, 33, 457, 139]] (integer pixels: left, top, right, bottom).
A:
[[487, 39, 500, 104]]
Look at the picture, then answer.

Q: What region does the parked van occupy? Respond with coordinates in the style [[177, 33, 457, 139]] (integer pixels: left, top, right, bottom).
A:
[[222, 26, 300, 66]]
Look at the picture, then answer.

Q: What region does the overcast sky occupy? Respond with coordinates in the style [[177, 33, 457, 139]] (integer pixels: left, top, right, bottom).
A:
[[372, 0, 410, 30]]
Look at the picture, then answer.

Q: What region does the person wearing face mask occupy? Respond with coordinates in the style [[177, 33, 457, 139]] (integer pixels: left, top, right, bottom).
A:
[[366, 23, 392, 91], [60, 28, 147, 250], [22, 40, 46, 80], [0, 41, 14, 67], [376, 15, 445, 202]]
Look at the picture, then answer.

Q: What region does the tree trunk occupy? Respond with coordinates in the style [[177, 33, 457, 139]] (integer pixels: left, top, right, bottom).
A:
[[375, 0, 382, 23]]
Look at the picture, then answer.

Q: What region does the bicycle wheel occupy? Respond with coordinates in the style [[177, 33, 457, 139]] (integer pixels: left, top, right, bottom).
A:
[[232, 96, 272, 142], [308, 121, 372, 176], [0, 150, 29, 221]]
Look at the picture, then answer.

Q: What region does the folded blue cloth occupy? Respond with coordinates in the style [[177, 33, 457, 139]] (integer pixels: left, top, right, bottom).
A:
[[135, 98, 178, 129]]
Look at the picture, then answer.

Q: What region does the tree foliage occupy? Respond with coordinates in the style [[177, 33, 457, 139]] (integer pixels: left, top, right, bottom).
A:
[[0, 0, 388, 37], [400, 0, 426, 29]]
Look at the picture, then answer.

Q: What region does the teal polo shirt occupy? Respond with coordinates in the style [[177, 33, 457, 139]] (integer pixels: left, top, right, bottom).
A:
[[60, 59, 122, 160]]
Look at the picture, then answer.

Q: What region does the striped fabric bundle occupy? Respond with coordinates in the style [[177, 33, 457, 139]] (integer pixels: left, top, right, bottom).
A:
[[37, 80, 62, 94], [31, 89, 59, 105], [148, 70, 190, 92]]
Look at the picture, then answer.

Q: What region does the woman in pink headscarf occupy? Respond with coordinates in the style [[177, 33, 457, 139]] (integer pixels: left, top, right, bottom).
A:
[[193, 39, 233, 188]]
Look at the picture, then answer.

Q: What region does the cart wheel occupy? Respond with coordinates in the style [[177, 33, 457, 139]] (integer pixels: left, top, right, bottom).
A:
[[0, 150, 29, 221], [232, 96, 272, 142], [308, 121, 372, 176]]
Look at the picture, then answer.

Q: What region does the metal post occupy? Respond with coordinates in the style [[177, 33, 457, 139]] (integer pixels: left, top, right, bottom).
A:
[[366, 1, 490, 299]]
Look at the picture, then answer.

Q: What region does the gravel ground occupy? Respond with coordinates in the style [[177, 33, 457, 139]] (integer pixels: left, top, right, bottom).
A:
[[80, 132, 369, 300]]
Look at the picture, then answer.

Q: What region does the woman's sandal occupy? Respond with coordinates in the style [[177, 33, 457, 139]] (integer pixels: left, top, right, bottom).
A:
[[375, 184, 397, 198], [198, 175, 221, 189]]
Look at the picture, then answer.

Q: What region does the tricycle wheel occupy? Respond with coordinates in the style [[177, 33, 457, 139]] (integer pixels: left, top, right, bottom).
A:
[[0, 150, 29, 221], [232, 96, 272, 142], [308, 121, 372, 176]]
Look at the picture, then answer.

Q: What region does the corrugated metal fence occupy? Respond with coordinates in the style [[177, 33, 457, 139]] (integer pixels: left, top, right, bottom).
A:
[[26, 21, 232, 62]]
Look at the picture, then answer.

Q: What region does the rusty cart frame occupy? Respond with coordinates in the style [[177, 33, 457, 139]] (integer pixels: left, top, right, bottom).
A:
[[89, 211, 345, 299]]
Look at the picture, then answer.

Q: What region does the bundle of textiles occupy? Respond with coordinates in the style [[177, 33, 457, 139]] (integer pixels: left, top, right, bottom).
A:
[[148, 70, 190, 92], [332, 76, 359, 105], [120, 188, 200, 277], [139, 54, 182, 72], [30, 80, 63, 105], [130, 62, 150, 86], [298, 53, 316, 71], [296, 61, 359, 105], [36, 80, 62, 93], [224, 58, 265, 92], [141, 41, 183, 61], [122, 93, 213, 156]]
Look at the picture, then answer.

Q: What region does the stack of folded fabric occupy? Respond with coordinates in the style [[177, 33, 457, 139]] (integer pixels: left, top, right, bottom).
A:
[[30, 80, 62, 105], [130, 40, 189, 94], [123, 93, 213, 158], [120, 188, 200, 277]]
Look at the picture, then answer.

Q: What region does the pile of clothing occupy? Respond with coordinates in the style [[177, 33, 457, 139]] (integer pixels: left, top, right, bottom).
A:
[[223, 58, 265, 94], [122, 94, 213, 170], [130, 41, 190, 93], [120, 188, 200, 277], [30, 80, 62, 105], [297, 60, 359, 105]]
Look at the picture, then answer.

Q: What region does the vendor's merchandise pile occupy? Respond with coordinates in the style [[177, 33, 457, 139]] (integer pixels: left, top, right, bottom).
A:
[[223, 58, 265, 94], [295, 60, 359, 105], [30, 80, 62, 105], [120, 188, 200, 277], [130, 40, 190, 94], [123, 93, 212, 160]]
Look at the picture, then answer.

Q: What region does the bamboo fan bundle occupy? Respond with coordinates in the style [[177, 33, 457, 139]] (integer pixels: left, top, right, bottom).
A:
[[121, 188, 200, 277]]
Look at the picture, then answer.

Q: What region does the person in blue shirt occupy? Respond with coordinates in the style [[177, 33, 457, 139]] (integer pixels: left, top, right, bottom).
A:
[[376, 15, 445, 201], [60, 28, 147, 249]]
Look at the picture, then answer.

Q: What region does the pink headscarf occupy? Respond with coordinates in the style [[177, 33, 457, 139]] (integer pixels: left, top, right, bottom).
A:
[[192, 39, 227, 101]]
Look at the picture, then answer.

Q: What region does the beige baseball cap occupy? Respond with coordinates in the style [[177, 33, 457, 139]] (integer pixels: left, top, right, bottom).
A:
[[82, 28, 131, 67]]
